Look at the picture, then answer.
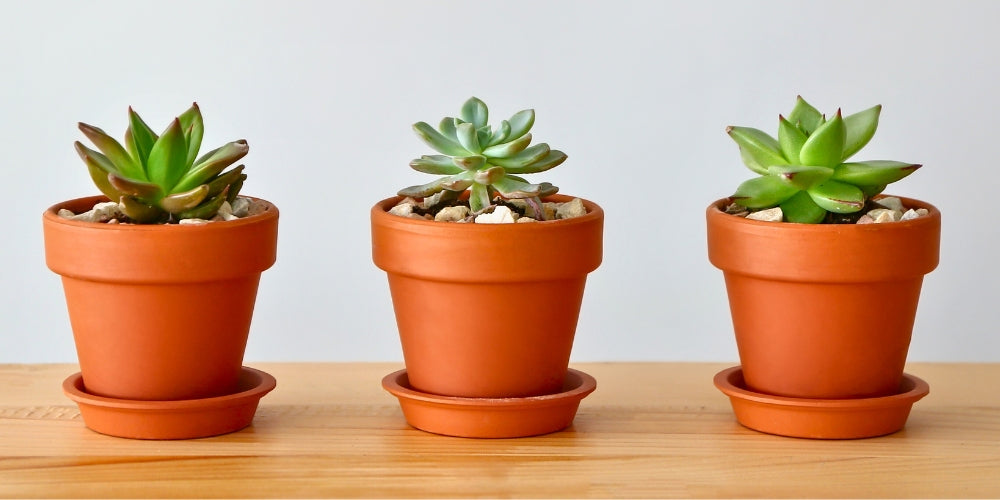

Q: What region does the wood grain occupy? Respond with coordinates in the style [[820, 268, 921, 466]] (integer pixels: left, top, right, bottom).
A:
[[1, 362, 998, 498]]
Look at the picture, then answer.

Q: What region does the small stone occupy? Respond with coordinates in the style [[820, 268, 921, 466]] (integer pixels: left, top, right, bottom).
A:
[[57, 209, 76, 219], [875, 196, 904, 212], [474, 205, 516, 224], [420, 191, 447, 210], [516, 217, 537, 223], [868, 208, 901, 223], [746, 207, 783, 222], [388, 203, 414, 217], [246, 200, 268, 217], [856, 215, 875, 224], [556, 198, 587, 220], [724, 203, 748, 216], [434, 205, 470, 222], [106, 219, 119, 224], [916, 208, 929, 217], [231, 197, 251, 218], [179, 218, 209, 225], [217, 201, 239, 221], [900, 209, 922, 221]]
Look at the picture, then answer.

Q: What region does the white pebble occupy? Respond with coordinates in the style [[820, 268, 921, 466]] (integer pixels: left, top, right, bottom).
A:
[[900, 209, 921, 221], [875, 197, 904, 212], [388, 203, 415, 217], [868, 208, 901, 223], [475, 205, 516, 224], [230, 197, 251, 217], [434, 205, 469, 222], [856, 214, 875, 224], [516, 217, 537, 223], [556, 198, 587, 220], [179, 218, 209, 225], [746, 207, 783, 222]]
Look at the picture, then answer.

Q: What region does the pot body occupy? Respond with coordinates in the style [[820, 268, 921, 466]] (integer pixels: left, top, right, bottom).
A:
[[707, 196, 940, 399], [372, 195, 603, 398], [43, 196, 279, 401]]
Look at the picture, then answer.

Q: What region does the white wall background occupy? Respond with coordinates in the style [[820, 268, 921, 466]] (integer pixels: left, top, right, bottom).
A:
[[2, 0, 997, 363]]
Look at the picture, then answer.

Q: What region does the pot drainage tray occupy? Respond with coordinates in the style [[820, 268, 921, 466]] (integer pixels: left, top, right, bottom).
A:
[[63, 367, 276, 440], [382, 368, 596, 438], [714, 366, 929, 439]]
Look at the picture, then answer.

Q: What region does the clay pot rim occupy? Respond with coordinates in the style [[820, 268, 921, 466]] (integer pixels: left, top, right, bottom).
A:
[[707, 194, 940, 230], [382, 368, 597, 408], [714, 366, 929, 408], [43, 194, 278, 232], [63, 366, 276, 410], [371, 194, 603, 231]]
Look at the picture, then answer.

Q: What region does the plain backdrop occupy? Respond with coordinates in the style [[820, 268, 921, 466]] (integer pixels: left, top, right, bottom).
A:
[[1, 1, 997, 363]]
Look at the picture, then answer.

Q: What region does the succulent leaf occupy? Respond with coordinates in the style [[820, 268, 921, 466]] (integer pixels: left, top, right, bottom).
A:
[[489, 143, 550, 169], [74, 142, 119, 176], [207, 166, 245, 198], [841, 104, 882, 161], [859, 184, 887, 198], [452, 155, 487, 170], [727, 126, 787, 175], [502, 149, 567, 174], [146, 118, 189, 191], [177, 189, 228, 220], [767, 165, 834, 190], [126, 108, 158, 170], [86, 162, 121, 202], [413, 121, 469, 156], [505, 109, 535, 142], [438, 117, 459, 141], [78, 123, 145, 181], [172, 140, 249, 193], [460, 97, 489, 129], [777, 115, 807, 164], [120, 195, 166, 223], [486, 120, 511, 147], [799, 110, 845, 167], [731, 175, 799, 209], [160, 184, 210, 213], [807, 180, 865, 213], [108, 173, 163, 201], [780, 191, 827, 223], [410, 155, 464, 175], [492, 176, 546, 198], [831, 160, 921, 186], [469, 183, 491, 212], [177, 103, 204, 166], [476, 125, 492, 147], [787, 96, 824, 135], [455, 122, 482, 154], [482, 133, 532, 158], [473, 166, 506, 185]]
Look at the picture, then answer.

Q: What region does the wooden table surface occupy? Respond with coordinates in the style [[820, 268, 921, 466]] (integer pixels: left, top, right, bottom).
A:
[[1, 362, 998, 498]]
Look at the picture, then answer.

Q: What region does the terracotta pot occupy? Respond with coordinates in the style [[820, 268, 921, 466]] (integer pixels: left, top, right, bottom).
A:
[[43, 195, 279, 401], [371, 195, 603, 398], [707, 196, 940, 399]]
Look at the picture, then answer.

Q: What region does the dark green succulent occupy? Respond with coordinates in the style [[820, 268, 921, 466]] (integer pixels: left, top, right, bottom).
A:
[[727, 97, 921, 223], [399, 97, 567, 213], [74, 103, 248, 223]]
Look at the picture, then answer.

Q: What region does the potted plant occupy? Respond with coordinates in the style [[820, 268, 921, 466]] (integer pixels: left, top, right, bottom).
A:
[[42, 103, 278, 439], [707, 97, 941, 439], [372, 97, 603, 438]]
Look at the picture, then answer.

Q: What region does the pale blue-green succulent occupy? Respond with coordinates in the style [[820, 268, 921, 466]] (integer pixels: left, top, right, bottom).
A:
[[400, 97, 567, 213], [728, 97, 921, 223], [75, 103, 248, 223]]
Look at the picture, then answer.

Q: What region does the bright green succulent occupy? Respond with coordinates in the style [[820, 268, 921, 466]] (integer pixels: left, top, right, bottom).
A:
[[74, 103, 248, 223], [727, 96, 921, 223], [399, 97, 567, 213]]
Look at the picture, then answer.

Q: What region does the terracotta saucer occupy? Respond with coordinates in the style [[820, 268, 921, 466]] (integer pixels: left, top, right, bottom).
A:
[[63, 367, 276, 440], [382, 368, 596, 438], [714, 366, 929, 439]]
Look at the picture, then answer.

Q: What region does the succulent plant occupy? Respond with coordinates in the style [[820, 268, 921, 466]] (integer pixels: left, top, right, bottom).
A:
[[74, 103, 248, 223], [727, 97, 921, 223], [400, 97, 567, 214]]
